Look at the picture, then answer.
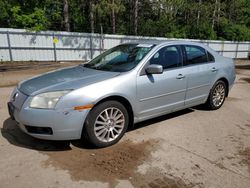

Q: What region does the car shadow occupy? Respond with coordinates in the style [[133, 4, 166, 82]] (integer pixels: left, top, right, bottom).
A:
[[129, 108, 194, 131], [191, 104, 211, 111], [1, 107, 197, 151], [1, 118, 71, 151]]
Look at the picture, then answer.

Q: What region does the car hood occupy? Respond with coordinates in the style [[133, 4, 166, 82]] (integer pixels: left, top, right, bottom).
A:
[[18, 65, 120, 96]]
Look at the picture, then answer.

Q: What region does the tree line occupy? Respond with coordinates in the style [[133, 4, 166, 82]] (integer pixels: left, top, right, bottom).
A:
[[0, 0, 249, 41]]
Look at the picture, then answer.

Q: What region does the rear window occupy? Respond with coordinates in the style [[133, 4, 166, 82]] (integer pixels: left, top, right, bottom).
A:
[[184, 45, 214, 65]]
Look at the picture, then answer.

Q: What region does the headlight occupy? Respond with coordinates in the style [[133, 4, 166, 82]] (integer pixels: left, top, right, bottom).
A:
[[30, 90, 71, 109]]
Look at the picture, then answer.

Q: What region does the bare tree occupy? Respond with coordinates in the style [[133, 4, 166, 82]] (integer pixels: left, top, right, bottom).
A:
[[212, 0, 218, 28], [197, 0, 202, 25], [63, 0, 70, 31], [133, 0, 138, 35], [112, 0, 116, 33], [217, 0, 221, 26], [89, 1, 94, 33]]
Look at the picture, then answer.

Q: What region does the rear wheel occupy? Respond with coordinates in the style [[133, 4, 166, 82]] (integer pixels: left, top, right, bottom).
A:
[[82, 100, 129, 147], [206, 80, 227, 110]]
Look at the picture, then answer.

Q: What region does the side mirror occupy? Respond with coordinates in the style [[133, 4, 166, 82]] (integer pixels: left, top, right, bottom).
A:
[[145, 64, 163, 74]]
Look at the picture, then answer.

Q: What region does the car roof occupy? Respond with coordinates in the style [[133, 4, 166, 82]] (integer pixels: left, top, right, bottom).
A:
[[121, 40, 218, 57], [123, 40, 206, 47]]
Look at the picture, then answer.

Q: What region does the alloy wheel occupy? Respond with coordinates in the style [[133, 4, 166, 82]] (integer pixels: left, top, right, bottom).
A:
[[212, 83, 225, 107], [94, 107, 125, 142]]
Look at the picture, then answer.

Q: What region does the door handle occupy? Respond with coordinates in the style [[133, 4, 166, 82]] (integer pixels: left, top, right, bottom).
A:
[[211, 67, 218, 72], [176, 74, 185, 79]]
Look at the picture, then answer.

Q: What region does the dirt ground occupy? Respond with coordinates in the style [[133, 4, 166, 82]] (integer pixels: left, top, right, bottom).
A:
[[0, 60, 250, 188]]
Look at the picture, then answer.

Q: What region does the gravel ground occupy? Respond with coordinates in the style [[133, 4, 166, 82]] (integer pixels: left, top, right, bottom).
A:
[[0, 61, 250, 188], [0, 62, 79, 87]]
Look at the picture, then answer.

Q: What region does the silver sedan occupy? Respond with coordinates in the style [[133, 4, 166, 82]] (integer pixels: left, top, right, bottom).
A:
[[8, 41, 235, 147]]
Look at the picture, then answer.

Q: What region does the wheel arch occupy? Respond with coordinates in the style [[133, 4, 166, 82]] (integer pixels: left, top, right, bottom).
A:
[[93, 95, 135, 129]]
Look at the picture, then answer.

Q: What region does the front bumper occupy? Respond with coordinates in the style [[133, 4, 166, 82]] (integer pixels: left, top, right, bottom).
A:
[[8, 89, 90, 140], [9, 104, 89, 140]]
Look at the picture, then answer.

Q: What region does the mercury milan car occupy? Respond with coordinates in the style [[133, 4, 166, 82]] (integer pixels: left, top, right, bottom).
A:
[[8, 41, 235, 147]]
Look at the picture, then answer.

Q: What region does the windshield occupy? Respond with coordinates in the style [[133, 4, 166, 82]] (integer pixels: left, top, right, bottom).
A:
[[84, 44, 154, 72]]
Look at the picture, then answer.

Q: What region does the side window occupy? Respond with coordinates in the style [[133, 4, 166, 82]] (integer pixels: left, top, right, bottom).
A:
[[150, 46, 182, 69], [184, 45, 209, 65], [207, 51, 215, 62]]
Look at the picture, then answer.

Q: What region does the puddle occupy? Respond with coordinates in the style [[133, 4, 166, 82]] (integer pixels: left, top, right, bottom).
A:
[[133, 168, 195, 188], [42, 139, 193, 187], [42, 139, 156, 185], [227, 97, 241, 101], [245, 124, 250, 128], [236, 65, 250, 70], [238, 147, 250, 172], [239, 77, 250, 83], [235, 124, 246, 131]]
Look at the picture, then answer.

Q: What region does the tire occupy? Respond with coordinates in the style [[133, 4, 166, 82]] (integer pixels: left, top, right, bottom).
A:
[[205, 80, 227, 110], [82, 100, 129, 147]]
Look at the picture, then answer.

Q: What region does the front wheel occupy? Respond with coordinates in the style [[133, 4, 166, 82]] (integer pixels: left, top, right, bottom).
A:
[[82, 100, 129, 147], [205, 80, 227, 110]]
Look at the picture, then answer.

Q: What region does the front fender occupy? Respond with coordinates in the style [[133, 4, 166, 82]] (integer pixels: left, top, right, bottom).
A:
[[56, 72, 137, 112]]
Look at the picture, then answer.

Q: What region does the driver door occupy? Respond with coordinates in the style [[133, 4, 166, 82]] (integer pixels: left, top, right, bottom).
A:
[[136, 45, 187, 120]]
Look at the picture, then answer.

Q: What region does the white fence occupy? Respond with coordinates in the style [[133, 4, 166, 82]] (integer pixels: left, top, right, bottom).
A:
[[0, 28, 249, 62]]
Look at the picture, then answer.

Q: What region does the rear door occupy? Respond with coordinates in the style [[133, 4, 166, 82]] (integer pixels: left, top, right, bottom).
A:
[[182, 45, 217, 106]]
